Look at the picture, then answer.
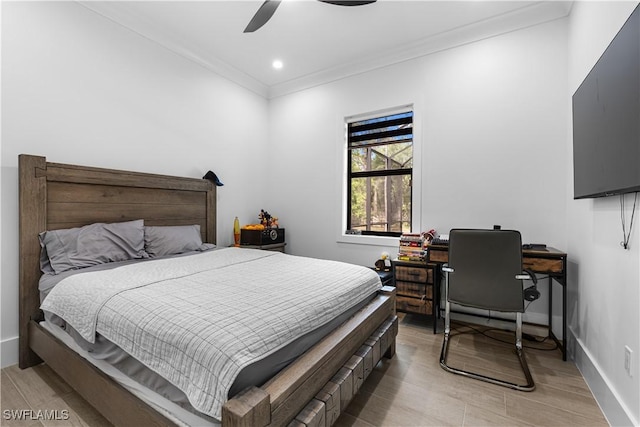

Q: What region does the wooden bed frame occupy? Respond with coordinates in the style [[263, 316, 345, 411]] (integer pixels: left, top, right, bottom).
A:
[[18, 154, 397, 427]]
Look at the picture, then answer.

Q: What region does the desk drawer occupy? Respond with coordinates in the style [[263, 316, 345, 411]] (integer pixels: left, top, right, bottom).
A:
[[396, 296, 432, 316], [427, 249, 448, 263], [523, 257, 563, 273], [396, 281, 432, 299], [395, 266, 432, 283]]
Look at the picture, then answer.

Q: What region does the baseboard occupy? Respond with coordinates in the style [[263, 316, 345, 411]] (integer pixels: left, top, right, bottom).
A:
[[1, 336, 18, 368], [568, 327, 637, 427], [449, 309, 561, 339]]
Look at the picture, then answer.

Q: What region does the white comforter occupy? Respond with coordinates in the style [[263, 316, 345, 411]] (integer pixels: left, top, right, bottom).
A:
[[41, 248, 381, 420]]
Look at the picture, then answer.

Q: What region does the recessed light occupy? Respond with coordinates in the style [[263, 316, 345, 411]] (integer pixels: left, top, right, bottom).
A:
[[272, 59, 284, 70]]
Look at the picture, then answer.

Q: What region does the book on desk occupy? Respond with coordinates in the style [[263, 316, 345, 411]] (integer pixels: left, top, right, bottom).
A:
[[397, 233, 427, 262]]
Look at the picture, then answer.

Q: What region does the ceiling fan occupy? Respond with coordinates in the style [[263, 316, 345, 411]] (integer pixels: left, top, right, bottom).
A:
[[244, 0, 377, 33]]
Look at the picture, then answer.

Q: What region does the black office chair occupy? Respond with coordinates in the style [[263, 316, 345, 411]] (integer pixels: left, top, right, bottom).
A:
[[439, 228, 536, 391]]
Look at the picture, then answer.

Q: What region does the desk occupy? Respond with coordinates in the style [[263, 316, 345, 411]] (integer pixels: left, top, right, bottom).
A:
[[427, 244, 568, 360]]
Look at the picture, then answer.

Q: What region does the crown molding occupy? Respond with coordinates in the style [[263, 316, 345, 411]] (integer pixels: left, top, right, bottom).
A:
[[78, 1, 572, 101], [78, 1, 270, 98], [268, 1, 573, 99]]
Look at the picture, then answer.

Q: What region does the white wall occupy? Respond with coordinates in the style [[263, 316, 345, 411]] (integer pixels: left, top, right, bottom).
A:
[[268, 18, 568, 328], [567, 2, 640, 425], [0, 1, 270, 367]]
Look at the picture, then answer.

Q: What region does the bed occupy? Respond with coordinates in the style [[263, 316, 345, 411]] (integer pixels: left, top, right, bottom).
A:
[[18, 154, 397, 427]]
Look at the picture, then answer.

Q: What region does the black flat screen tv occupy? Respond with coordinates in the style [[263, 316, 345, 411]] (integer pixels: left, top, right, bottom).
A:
[[572, 4, 640, 199]]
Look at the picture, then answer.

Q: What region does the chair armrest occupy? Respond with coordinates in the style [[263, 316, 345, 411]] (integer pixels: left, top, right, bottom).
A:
[[518, 269, 538, 284]]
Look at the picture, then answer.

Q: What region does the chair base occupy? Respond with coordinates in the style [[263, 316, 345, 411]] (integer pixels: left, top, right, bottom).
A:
[[439, 326, 536, 392]]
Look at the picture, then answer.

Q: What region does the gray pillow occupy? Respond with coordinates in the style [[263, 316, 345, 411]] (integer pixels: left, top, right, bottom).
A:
[[39, 219, 147, 275], [38, 239, 55, 275], [144, 225, 215, 257]]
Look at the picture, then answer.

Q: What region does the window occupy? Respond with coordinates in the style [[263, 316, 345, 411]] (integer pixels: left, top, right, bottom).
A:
[[347, 109, 413, 237]]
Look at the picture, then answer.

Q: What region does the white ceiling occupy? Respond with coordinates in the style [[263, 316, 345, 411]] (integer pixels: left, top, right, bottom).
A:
[[80, 1, 573, 98]]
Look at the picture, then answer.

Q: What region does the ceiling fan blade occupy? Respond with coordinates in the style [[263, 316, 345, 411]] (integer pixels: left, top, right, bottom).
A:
[[318, 0, 377, 6], [244, 0, 282, 33]]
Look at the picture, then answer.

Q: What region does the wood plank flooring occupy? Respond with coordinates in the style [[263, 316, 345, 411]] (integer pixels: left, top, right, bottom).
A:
[[1, 314, 608, 426], [335, 314, 608, 427]]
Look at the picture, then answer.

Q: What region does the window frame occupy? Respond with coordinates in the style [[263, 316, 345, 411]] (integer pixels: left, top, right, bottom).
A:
[[345, 108, 414, 238]]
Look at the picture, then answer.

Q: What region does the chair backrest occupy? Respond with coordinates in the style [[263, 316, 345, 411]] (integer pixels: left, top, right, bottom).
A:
[[447, 229, 525, 313]]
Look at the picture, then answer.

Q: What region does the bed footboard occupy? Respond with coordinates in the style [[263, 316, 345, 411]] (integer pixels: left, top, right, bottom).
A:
[[26, 287, 395, 427], [222, 286, 397, 427]]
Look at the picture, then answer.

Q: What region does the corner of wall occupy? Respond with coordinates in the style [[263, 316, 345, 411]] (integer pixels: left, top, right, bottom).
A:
[[1, 337, 19, 369], [568, 327, 637, 427]]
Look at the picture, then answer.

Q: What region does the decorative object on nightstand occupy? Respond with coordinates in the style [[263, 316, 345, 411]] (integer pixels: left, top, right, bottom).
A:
[[374, 251, 391, 271], [233, 216, 241, 247], [240, 209, 285, 251]]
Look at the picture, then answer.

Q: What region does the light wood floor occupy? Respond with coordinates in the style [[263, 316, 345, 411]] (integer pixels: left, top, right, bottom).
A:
[[1, 314, 609, 426]]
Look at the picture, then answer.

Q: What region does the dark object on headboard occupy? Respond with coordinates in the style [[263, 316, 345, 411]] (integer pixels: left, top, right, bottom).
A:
[[203, 170, 224, 186]]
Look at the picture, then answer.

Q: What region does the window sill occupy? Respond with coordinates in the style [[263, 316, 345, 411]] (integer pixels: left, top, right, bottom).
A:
[[336, 233, 400, 247]]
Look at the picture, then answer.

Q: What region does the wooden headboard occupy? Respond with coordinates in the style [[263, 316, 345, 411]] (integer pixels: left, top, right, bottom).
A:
[[18, 154, 216, 368]]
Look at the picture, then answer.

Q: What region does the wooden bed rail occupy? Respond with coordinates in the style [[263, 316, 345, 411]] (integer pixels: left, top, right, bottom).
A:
[[29, 321, 175, 426]]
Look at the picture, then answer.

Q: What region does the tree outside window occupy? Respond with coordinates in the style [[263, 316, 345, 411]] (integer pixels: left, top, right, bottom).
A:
[[347, 111, 413, 237]]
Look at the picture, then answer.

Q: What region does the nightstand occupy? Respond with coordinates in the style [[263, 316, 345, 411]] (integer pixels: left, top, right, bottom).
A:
[[371, 269, 393, 287], [392, 259, 439, 333], [239, 242, 286, 253]]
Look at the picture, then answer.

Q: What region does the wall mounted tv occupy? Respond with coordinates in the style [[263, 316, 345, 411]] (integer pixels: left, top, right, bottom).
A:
[[572, 4, 640, 199]]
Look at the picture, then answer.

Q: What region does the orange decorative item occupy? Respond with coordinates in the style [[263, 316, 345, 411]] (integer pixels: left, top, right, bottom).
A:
[[233, 217, 241, 247]]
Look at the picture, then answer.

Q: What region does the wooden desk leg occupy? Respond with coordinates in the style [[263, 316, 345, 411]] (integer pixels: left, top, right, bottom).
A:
[[548, 276, 567, 361], [548, 277, 553, 345], [562, 274, 567, 361], [433, 267, 440, 334]]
